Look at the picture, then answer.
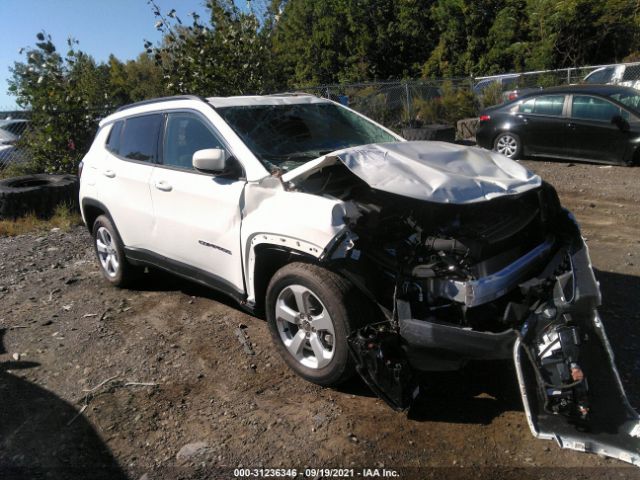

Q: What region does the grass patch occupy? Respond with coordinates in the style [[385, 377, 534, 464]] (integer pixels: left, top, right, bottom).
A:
[[0, 161, 40, 180], [0, 203, 83, 237]]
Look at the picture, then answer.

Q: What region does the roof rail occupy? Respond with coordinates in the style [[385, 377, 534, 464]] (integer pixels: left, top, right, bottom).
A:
[[115, 95, 206, 113]]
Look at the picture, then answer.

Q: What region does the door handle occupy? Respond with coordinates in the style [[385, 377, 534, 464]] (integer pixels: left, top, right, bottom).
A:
[[154, 180, 172, 192], [103, 169, 116, 178]]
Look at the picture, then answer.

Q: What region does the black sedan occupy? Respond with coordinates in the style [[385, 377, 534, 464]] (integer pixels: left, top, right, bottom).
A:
[[476, 85, 640, 165]]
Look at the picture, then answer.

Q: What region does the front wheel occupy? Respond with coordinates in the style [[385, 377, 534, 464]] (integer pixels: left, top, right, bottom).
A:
[[493, 132, 522, 159], [265, 263, 363, 387]]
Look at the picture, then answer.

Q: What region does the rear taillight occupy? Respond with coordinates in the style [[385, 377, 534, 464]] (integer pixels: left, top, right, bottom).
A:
[[508, 92, 517, 101], [78, 160, 84, 178], [479, 115, 491, 122]]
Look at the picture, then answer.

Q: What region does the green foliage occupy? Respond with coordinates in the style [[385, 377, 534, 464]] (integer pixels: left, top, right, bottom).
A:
[[414, 81, 477, 125], [147, 0, 276, 96], [8, 34, 115, 173], [479, 81, 505, 109], [271, 0, 437, 86]]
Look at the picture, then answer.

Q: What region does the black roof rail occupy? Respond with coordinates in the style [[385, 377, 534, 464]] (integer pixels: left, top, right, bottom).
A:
[[115, 95, 206, 113]]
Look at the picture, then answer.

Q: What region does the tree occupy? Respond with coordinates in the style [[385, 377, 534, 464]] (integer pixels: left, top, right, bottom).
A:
[[147, 0, 275, 96], [8, 33, 115, 173]]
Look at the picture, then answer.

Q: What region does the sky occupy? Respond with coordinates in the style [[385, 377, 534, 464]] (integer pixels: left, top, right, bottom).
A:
[[0, 0, 216, 108]]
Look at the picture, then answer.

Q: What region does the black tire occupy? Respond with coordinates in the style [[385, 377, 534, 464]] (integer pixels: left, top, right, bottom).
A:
[[493, 132, 523, 159], [92, 215, 138, 288], [265, 262, 364, 387], [0, 174, 78, 219]]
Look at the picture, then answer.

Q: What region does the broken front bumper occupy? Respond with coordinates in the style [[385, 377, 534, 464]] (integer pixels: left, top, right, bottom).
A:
[[514, 314, 640, 467], [349, 238, 640, 466]]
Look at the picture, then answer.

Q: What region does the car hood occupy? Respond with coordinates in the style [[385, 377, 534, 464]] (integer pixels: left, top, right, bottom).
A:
[[282, 141, 541, 204]]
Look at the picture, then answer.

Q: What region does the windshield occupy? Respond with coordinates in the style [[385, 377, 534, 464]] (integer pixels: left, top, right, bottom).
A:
[[217, 102, 397, 172], [608, 91, 640, 112]]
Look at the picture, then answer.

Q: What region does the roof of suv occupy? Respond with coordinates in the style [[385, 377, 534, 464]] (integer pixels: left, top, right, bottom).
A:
[[207, 94, 331, 108], [101, 93, 331, 126]]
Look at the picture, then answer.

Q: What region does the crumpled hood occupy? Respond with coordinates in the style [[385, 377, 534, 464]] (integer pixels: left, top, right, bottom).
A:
[[283, 141, 541, 204]]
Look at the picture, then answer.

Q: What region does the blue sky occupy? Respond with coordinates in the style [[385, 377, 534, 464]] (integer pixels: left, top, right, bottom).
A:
[[0, 0, 217, 108]]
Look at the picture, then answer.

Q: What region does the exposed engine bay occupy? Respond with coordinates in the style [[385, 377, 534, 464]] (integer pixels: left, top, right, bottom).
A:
[[289, 160, 640, 466]]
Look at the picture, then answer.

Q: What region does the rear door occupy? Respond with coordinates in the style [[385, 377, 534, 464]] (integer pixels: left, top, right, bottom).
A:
[[148, 110, 246, 294], [516, 94, 568, 156], [98, 114, 161, 248], [566, 95, 630, 163]]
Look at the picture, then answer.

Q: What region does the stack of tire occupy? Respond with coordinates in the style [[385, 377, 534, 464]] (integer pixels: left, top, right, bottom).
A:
[[0, 174, 79, 219]]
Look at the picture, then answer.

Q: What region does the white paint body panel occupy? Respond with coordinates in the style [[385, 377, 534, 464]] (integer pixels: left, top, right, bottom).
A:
[[148, 167, 246, 292]]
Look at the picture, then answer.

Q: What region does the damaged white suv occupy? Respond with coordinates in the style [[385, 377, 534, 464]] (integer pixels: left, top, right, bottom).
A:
[[79, 94, 640, 465]]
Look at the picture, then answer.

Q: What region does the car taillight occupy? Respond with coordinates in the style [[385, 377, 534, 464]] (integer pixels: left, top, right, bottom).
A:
[[479, 115, 491, 122], [508, 92, 517, 101], [78, 160, 84, 178]]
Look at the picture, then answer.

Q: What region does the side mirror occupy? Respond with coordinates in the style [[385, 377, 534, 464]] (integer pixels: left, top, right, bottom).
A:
[[611, 114, 630, 132], [192, 148, 228, 173]]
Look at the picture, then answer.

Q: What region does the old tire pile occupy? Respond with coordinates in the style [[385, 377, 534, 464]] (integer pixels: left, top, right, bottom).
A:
[[0, 174, 79, 220]]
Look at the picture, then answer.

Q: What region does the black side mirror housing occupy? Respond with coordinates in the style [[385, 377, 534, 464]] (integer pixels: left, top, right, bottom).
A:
[[611, 114, 630, 132]]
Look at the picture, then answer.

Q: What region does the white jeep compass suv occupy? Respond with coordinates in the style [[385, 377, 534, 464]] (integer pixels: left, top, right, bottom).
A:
[[79, 94, 639, 464]]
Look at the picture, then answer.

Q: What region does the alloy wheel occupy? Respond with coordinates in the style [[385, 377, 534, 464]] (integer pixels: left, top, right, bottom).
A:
[[275, 284, 335, 369], [496, 134, 518, 158], [95, 226, 120, 278]]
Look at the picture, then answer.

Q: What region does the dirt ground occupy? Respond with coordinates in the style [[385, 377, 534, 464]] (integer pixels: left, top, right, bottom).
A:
[[1, 159, 639, 480]]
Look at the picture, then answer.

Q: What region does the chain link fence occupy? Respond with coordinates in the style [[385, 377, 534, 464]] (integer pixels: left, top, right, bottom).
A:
[[0, 109, 32, 173], [299, 62, 640, 138], [2, 62, 640, 173]]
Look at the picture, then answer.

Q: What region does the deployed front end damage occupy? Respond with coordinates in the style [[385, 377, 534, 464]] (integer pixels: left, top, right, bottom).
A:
[[285, 142, 640, 466]]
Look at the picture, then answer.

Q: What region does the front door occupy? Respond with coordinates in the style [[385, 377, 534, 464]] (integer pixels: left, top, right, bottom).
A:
[[566, 95, 630, 163], [148, 111, 246, 294]]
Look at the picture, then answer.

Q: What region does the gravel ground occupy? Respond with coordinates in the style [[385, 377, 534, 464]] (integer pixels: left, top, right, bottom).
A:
[[0, 159, 639, 480]]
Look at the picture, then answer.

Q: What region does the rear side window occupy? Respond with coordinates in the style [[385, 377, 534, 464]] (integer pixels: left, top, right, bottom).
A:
[[572, 96, 620, 122], [532, 95, 565, 115], [518, 95, 564, 116], [119, 114, 162, 162], [106, 121, 123, 154]]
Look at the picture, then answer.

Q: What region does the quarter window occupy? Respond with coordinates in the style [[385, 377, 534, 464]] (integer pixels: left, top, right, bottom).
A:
[[106, 121, 123, 154], [119, 114, 162, 162], [572, 96, 621, 122], [162, 113, 225, 169]]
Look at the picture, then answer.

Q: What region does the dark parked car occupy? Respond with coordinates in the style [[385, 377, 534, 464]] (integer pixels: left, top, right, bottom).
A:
[[476, 85, 640, 165]]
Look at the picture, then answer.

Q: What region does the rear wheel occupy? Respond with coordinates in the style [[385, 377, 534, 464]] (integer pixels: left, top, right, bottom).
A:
[[92, 215, 138, 288], [494, 132, 522, 159], [266, 263, 363, 386]]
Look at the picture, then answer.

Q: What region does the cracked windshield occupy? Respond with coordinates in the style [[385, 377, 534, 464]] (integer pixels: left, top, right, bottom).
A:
[[217, 101, 397, 173]]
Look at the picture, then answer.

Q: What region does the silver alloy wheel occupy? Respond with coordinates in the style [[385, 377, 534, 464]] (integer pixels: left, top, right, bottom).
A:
[[275, 284, 335, 369], [495, 134, 518, 158], [95, 226, 120, 278]]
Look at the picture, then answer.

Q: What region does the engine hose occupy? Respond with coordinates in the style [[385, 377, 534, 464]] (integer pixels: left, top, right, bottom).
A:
[[424, 236, 470, 256]]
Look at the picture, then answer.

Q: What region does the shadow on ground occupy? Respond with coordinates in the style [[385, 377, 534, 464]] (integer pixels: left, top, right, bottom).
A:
[[0, 329, 128, 480]]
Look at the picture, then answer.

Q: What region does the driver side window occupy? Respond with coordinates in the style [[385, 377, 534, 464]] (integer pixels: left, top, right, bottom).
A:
[[162, 112, 226, 170]]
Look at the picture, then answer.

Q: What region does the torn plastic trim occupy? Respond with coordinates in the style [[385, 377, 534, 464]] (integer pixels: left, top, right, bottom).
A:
[[399, 316, 517, 360], [514, 332, 640, 467], [429, 237, 555, 307]]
